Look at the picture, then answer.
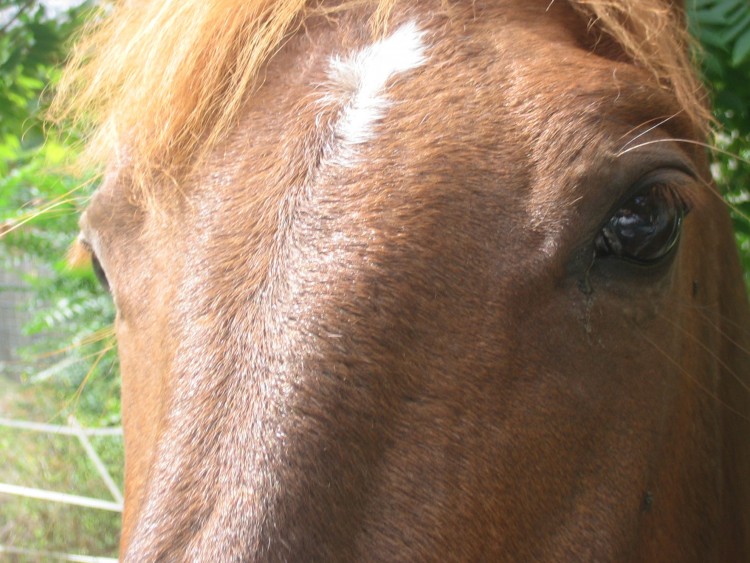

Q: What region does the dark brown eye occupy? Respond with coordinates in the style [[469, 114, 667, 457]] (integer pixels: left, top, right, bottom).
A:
[[595, 184, 686, 264], [91, 254, 111, 293]]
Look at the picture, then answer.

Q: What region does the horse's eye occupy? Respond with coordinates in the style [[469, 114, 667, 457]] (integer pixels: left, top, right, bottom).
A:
[[595, 184, 686, 264], [91, 254, 111, 293]]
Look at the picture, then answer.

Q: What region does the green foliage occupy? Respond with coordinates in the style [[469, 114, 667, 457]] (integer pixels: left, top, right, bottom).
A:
[[0, 1, 747, 558], [688, 0, 750, 288], [0, 0, 117, 420], [0, 381, 122, 558], [0, 0, 91, 142], [0, 1, 121, 558]]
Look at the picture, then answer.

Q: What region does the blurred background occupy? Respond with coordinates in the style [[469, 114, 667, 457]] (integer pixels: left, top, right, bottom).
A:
[[1, 1, 121, 560], [0, 0, 749, 560]]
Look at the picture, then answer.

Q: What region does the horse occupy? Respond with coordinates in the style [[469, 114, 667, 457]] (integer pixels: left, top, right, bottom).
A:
[[58, 0, 750, 559]]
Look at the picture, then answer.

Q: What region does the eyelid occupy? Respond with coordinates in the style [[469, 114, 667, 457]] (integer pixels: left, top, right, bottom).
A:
[[76, 230, 104, 262], [636, 168, 696, 214], [604, 167, 696, 228], [68, 236, 93, 269], [76, 232, 113, 294]]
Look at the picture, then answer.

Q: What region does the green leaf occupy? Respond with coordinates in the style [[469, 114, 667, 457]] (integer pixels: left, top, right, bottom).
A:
[[697, 26, 733, 51], [695, 0, 745, 26], [715, 90, 748, 117], [732, 28, 750, 66], [725, 11, 750, 44]]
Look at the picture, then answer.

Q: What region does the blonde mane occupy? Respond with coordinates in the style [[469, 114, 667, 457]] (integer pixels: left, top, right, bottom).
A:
[[52, 0, 709, 192]]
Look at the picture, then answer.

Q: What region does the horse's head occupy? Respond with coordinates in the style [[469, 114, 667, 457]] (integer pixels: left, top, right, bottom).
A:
[[70, 0, 750, 559]]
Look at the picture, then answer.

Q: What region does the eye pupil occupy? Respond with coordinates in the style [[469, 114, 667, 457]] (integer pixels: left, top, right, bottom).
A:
[[596, 185, 684, 264]]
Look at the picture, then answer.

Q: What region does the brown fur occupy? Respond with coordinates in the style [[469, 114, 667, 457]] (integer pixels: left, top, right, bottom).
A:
[[66, 0, 749, 560], [53, 0, 709, 199]]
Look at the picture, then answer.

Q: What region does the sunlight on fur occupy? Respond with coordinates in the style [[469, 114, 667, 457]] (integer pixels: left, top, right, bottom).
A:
[[51, 0, 710, 197]]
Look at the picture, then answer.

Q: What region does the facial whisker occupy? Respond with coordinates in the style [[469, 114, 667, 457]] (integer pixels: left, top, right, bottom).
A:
[[689, 304, 750, 358], [0, 182, 93, 239], [692, 171, 750, 225], [637, 330, 750, 424], [656, 311, 750, 396], [663, 295, 750, 342], [616, 137, 750, 166], [618, 113, 681, 152], [56, 339, 117, 421]]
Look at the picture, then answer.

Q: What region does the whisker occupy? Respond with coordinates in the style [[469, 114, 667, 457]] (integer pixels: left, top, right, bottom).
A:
[[616, 138, 750, 167], [663, 296, 750, 349], [692, 170, 750, 225], [0, 178, 96, 239], [656, 311, 750, 396], [637, 331, 750, 424], [691, 307, 750, 360], [617, 137, 750, 228], [29, 332, 117, 363], [57, 340, 117, 419], [618, 113, 681, 152], [2, 200, 80, 239]]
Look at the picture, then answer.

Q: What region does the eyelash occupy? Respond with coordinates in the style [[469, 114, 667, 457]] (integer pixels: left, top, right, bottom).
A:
[[594, 181, 688, 265]]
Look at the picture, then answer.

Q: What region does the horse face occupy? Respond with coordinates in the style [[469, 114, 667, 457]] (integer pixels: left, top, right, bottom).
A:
[[79, 2, 750, 559]]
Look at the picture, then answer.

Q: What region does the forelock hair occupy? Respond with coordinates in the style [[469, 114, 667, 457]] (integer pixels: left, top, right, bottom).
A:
[[51, 0, 710, 195]]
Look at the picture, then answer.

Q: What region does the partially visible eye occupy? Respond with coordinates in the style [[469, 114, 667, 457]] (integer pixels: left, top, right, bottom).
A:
[[595, 183, 687, 265], [76, 236, 111, 293], [91, 253, 111, 293]]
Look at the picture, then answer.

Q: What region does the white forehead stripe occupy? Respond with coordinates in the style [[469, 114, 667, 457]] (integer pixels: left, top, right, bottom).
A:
[[326, 21, 426, 148]]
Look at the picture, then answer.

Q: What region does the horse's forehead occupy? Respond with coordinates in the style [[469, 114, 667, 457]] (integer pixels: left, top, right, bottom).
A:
[[321, 21, 427, 150], [101, 4, 671, 247], [197, 8, 595, 192]]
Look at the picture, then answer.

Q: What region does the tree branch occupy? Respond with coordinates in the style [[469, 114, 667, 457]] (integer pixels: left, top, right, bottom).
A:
[[0, 0, 37, 36]]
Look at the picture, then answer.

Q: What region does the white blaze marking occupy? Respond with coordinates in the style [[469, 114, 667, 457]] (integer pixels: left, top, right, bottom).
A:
[[326, 21, 426, 151]]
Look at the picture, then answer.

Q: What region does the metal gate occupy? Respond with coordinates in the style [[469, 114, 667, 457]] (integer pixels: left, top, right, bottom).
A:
[[0, 416, 121, 562]]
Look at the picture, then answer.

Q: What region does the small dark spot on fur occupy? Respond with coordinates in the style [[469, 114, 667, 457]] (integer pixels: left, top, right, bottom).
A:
[[692, 280, 700, 297], [642, 491, 654, 513]]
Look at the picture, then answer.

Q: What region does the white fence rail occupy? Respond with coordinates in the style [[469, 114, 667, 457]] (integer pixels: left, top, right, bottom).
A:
[[0, 417, 123, 436], [0, 482, 122, 512], [0, 544, 118, 562], [0, 415, 123, 560]]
